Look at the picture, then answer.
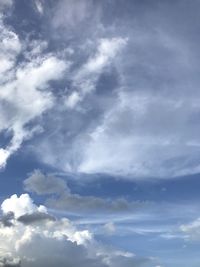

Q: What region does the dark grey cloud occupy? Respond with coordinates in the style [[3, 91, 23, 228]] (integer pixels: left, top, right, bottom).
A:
[[17, 212, 55, 225], [24, 170, 69, 195], [0, 211, 14, 227], [0, 256, 21, 267], [24, 171, 144, 214]]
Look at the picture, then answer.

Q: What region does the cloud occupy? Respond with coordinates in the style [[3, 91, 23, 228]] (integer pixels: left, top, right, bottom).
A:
[[0, 194, 154, 267], [0, 18, 21, 82], [26, 0, 200, 180], [3, 0, 200, 181], [103, 222, 116, 235], [0, 255, 21, 267], [17, 212, 55, 225], [0, 212, 14, 227], [1, 194, 46, 218], [24, 170, 69, 195], [0, 0, 13, 10], [180, 217, 200, 240], [0, 17, 67, 169], [34, 0, 44, 15], [51, 0, 97, 30], [24, 170, 144, 214], [65, 37, 127, 109]]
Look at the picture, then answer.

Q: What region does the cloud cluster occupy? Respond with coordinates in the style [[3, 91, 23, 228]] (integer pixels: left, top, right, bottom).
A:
[[0, 194, 153, 267]]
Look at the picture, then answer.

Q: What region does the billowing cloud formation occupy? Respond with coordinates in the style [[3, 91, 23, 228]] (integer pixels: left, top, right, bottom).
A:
[[0, 194, 153, 267], [1, 194, 46, 217]]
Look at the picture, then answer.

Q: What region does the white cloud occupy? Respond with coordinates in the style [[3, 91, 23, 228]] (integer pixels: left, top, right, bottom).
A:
[[35, 0, 44, 15], [0, 194, 153, 267], [64, 91, 81, 109], [180, 217, 200, 240], [0, 18, 67, 169], [65, 37, 127, 109], [0, 18, 21, 81], [1, 194, 46, 218], [78, 89, 200, 178], [103, 222, 116, 235]]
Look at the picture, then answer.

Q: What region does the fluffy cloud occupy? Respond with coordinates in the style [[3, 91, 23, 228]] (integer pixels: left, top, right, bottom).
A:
[[0, 194, 153, 267], [0, 17, 67, 169], [1, 194, 46, 218]]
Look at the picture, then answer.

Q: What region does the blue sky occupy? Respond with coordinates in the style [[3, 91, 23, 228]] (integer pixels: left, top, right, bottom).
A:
[[0, 1, 200, 266]]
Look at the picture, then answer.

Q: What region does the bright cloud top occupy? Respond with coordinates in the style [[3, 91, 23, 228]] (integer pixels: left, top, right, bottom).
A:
[[0, 194, 153, 267]]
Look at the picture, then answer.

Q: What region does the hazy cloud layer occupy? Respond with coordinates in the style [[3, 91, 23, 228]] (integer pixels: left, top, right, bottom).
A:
[[2, 0, 200, 178], [22, 0, 200, 179]]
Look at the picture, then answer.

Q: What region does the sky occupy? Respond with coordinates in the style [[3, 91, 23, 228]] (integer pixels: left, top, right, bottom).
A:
[[0, 0, 200, 266]]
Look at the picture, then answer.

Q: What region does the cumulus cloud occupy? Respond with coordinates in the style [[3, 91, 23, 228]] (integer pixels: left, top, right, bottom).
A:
[[1, 194, 46, 218], [0, 194, 153, 267]]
